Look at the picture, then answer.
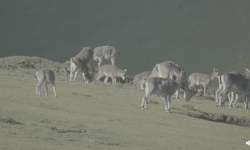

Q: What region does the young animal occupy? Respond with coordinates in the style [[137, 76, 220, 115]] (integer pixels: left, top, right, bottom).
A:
[[93, 46, 120, 69], [70, 47, 95, 84], [189, 68, 220, 96], [218, 69, 250, 111], [141, 77, 183, 113], [96, 64, 127, 83], [145, 61, 197, 102], [35, 69, 57, 98], [132, 71, 151, 90]]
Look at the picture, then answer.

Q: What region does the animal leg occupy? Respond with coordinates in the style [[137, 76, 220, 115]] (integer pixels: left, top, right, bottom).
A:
[[52, 82, 57, 98], [81, 72, 89, 84], [215, 84, 223, 104], [203, 84, 207, 96], [113, 77, 117, 83], [174, 89, 180, 101], [141, 94, 150, 110], [72, 70, 78, 82], [36, 81, 43, 97], [104, 76, 109, 83], [228, 92, 233, 109], [70, 63, 78, 82], [163, 95, 171, 113], [233, 94, 238, 107], [98, 58, 103, 69], [242, 93, 249, 111], [45, 83, 48, 97]]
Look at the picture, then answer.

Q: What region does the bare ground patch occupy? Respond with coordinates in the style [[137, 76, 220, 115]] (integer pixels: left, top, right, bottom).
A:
[[180, 105, 250, 128]]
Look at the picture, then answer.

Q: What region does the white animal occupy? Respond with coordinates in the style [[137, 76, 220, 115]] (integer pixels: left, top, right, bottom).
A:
[[93, 46, 120, 69], [70, 47, 95, 84], [145, 61, 197, 102], [218, 69, 250, 111], [35, 69, 57, 98], [189, 68, 220, 96], [141, 77, 181, 113], [96, 64, 127, 83], [132, 71, 151, 90]]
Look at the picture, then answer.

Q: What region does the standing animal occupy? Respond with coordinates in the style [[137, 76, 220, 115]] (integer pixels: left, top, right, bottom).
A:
[[141, 77, 180, 113], [218, 69, 250, 111], [96, 64, 127, 83], [189, 68, 220, 96], [35, 69, 57, 98], [216, 74, 240, 108], [70, 47, 95, 84], [93, 46, 120, 69], [145, 61, 197, 102], [132, 71, 151, 90]]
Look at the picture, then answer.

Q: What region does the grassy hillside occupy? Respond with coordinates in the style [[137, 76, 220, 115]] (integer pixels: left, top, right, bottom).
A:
[[1, 56, 250, 150]]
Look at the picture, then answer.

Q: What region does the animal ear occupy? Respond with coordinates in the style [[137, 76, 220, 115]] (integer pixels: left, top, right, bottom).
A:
[[124, 69, 127, 72]]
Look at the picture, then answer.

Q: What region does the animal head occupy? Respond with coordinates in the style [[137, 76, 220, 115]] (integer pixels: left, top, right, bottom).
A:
[[110, 46, 120, 56], [61, 66, 70, 76], [184, 88, 198, 102], [212, 68, 220, 78], [139, 75, 148, 90], [70, 57, 81, 66], [119, 69, 127, 80]]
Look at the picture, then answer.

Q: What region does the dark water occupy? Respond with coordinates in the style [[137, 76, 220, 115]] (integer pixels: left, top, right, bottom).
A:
[[1, 0, 250, 75]]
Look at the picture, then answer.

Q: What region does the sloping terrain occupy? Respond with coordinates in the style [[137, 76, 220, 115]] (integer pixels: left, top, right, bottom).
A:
[[0, 56, 250, 150]]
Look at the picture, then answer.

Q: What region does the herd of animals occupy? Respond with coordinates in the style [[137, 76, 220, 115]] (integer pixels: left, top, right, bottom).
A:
[[35, 46, 250, 113]]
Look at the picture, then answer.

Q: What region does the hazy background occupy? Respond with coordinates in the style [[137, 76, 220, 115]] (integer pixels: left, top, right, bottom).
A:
[[1, 0, 250, 75]]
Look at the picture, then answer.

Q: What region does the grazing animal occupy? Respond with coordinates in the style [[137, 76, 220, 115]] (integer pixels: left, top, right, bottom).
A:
[[141, 77, 180, 113], [35, 69, 57, 98], [218, 69, 250, 111], [96, 64, 127, 83], [93, 46, 120, 69], [132, 71, 151, 90], [189, 68, 220, 96], [145, 61, 197, 101], [70, 47, 95, 84]]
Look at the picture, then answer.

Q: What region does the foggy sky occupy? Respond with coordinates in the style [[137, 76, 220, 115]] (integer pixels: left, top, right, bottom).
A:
[[1, 0, 250, 75]]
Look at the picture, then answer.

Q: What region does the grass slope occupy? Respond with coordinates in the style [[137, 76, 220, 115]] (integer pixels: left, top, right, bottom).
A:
[[1, 60, 250, 150]]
